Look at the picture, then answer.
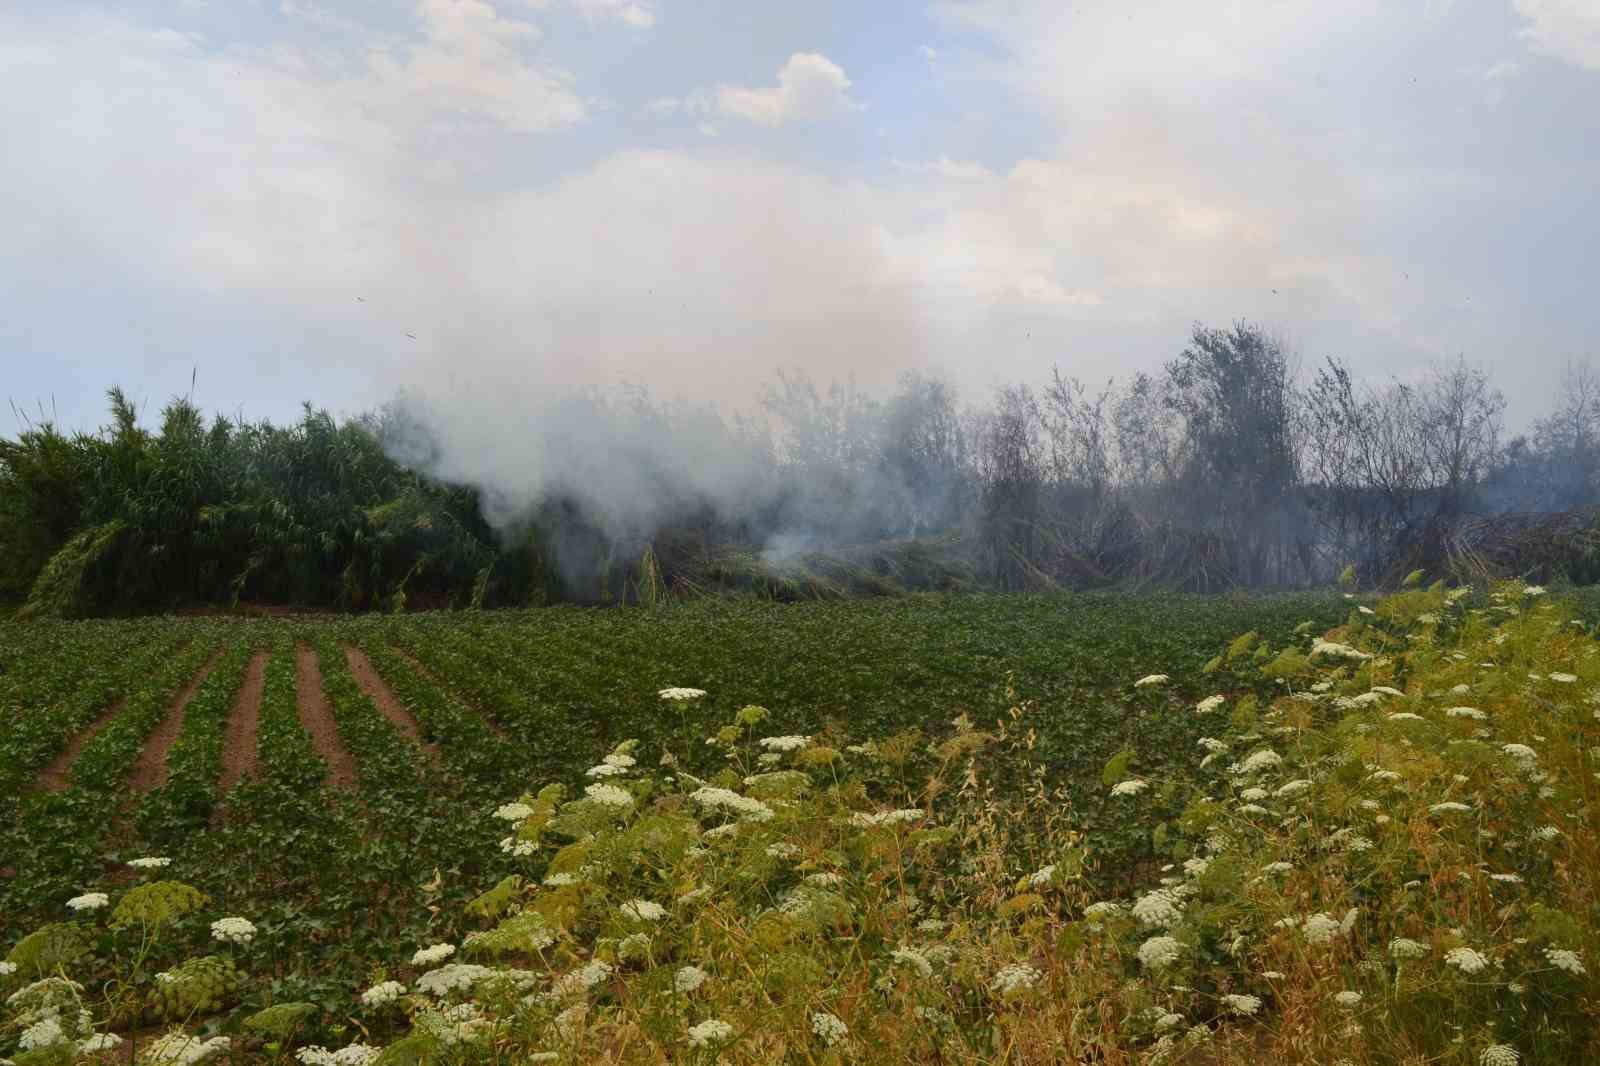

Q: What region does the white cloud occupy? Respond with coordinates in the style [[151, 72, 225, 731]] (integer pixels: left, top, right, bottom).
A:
[[715, 53, 859, 126], [568, 0, 656, 29], [1513, 0, 1600, 70], [892, 157, 996, 182]]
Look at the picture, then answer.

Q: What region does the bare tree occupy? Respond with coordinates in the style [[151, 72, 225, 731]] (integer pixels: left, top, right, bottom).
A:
[[1417, 355, 1505, 518]]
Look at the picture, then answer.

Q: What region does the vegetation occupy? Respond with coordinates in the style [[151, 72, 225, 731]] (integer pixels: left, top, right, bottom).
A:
[[7, 339, 1600, 617], [2, 584, 1597, 1063]]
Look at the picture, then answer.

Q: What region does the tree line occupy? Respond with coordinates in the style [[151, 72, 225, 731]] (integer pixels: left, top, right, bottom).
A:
[[3, 322, 1597, 614]]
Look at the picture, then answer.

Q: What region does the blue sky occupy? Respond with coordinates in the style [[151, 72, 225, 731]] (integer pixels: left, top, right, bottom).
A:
[[2, 0, 1597, 438]]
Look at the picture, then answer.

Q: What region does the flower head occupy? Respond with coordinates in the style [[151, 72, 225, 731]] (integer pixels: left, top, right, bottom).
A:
[[686, 1018, 734, 1048], [412, 943, 456, 966], [810, 1011, 849, 1046], [66, 892, 109, 912], [1137, 936, 1183, 969], [361, 981, 406, 1007], [674, 965, 708, 993], [210, 917, 256, 945], [659, 687, 707, 701]]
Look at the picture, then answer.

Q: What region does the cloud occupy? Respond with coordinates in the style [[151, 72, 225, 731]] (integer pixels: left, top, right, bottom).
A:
[[892, 157, 996, 182], [714, 53, 860, 126], [1513, 0, 1600, 70], [567, 0, 656, 29]]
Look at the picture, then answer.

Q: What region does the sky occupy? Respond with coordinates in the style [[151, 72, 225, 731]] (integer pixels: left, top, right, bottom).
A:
[[2, 0, 1597, 437]]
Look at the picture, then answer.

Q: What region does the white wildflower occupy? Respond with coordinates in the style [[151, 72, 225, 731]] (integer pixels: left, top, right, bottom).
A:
[[65, 892, 109, 912], [127, 857, 171, 870], [620, 899, 666, 922], [1544, 948, 1586, 975], [990, 964, 1042, 994], [686, 1018, 734, 1048], [1480, 1044, 1520, 1066], [758, 735, 810, 752], [890, 947, 934, 978], [1132, 889, 1185, 928], [1334, 990, 1362, 1007], [142, 1032, 230, 1064], [1237, 750, 1282, 774], [415, 964, 495, 996], [296, 1046, 381, 1066], [584, 783, 635, 809], [674, 965, 709, 993], [210, 917, 255, 945], [1196, 695, 1226, 713], [1026, 865, 1056, 887], [499, 836, 537, 857], [1388, 937, 1428, 959], [1197, 737, 1229, 754], [551, 959, 612, 998], [1239, 786, 1270, 801], [411, 943, 456, 966], [1429, 801, 1472, 814], [691, 786, 774, 822], [493, 802, 533, 821], [1301, 913, 1343, 944], [1134, 674, 1170, 688], [1446, 706, 1486, 719], [1444, 947, 1489, 974], [659, 687, 707, 701], [1220, 994, 1262, 1016], [78, 1034, 123, 1053], [1274, 779, 1313, 798], [1110, 779, 1149, 797], [19, 1017, 66, 1051], [1311, 640, 1372, 662], [1549, 672, 1577, 683], [810, 1011, 849, 1046], [849, 808, 925, 827], [1262, 861, 1294, 874], [1532, 825, 1561, 842], [361, 980, 406, 1007], [1137, 936, 1183, 969], [1260, 970, 1285, 979], [585, 763, 627, 777]]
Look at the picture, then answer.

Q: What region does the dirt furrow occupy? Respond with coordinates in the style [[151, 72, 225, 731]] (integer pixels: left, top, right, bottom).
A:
[[36, 698, 126, 792], [343, 646, 441, 764], [295, 643, 359, 788], [217, 650, 269, 793], [127, 652, 221, 792]]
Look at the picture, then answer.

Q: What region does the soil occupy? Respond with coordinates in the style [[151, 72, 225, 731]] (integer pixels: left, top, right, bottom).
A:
[[216, 650, 268, 793], [127, 652, 221, 792], [294, 643, 359, 788], [343, 645, 441, 764], [36, 698, 125, 792]]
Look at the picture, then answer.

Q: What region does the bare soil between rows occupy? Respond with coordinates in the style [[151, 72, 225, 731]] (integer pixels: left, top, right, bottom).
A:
[[344, 645, 440, 764], [127, 651, 222, 792], [217, 650, 268, 792], [295, 643, 359, 788], [36, 698, 125, 792]]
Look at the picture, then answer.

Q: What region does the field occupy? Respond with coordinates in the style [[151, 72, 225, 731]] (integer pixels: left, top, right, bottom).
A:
[[2, 587, 1598, 1064]]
